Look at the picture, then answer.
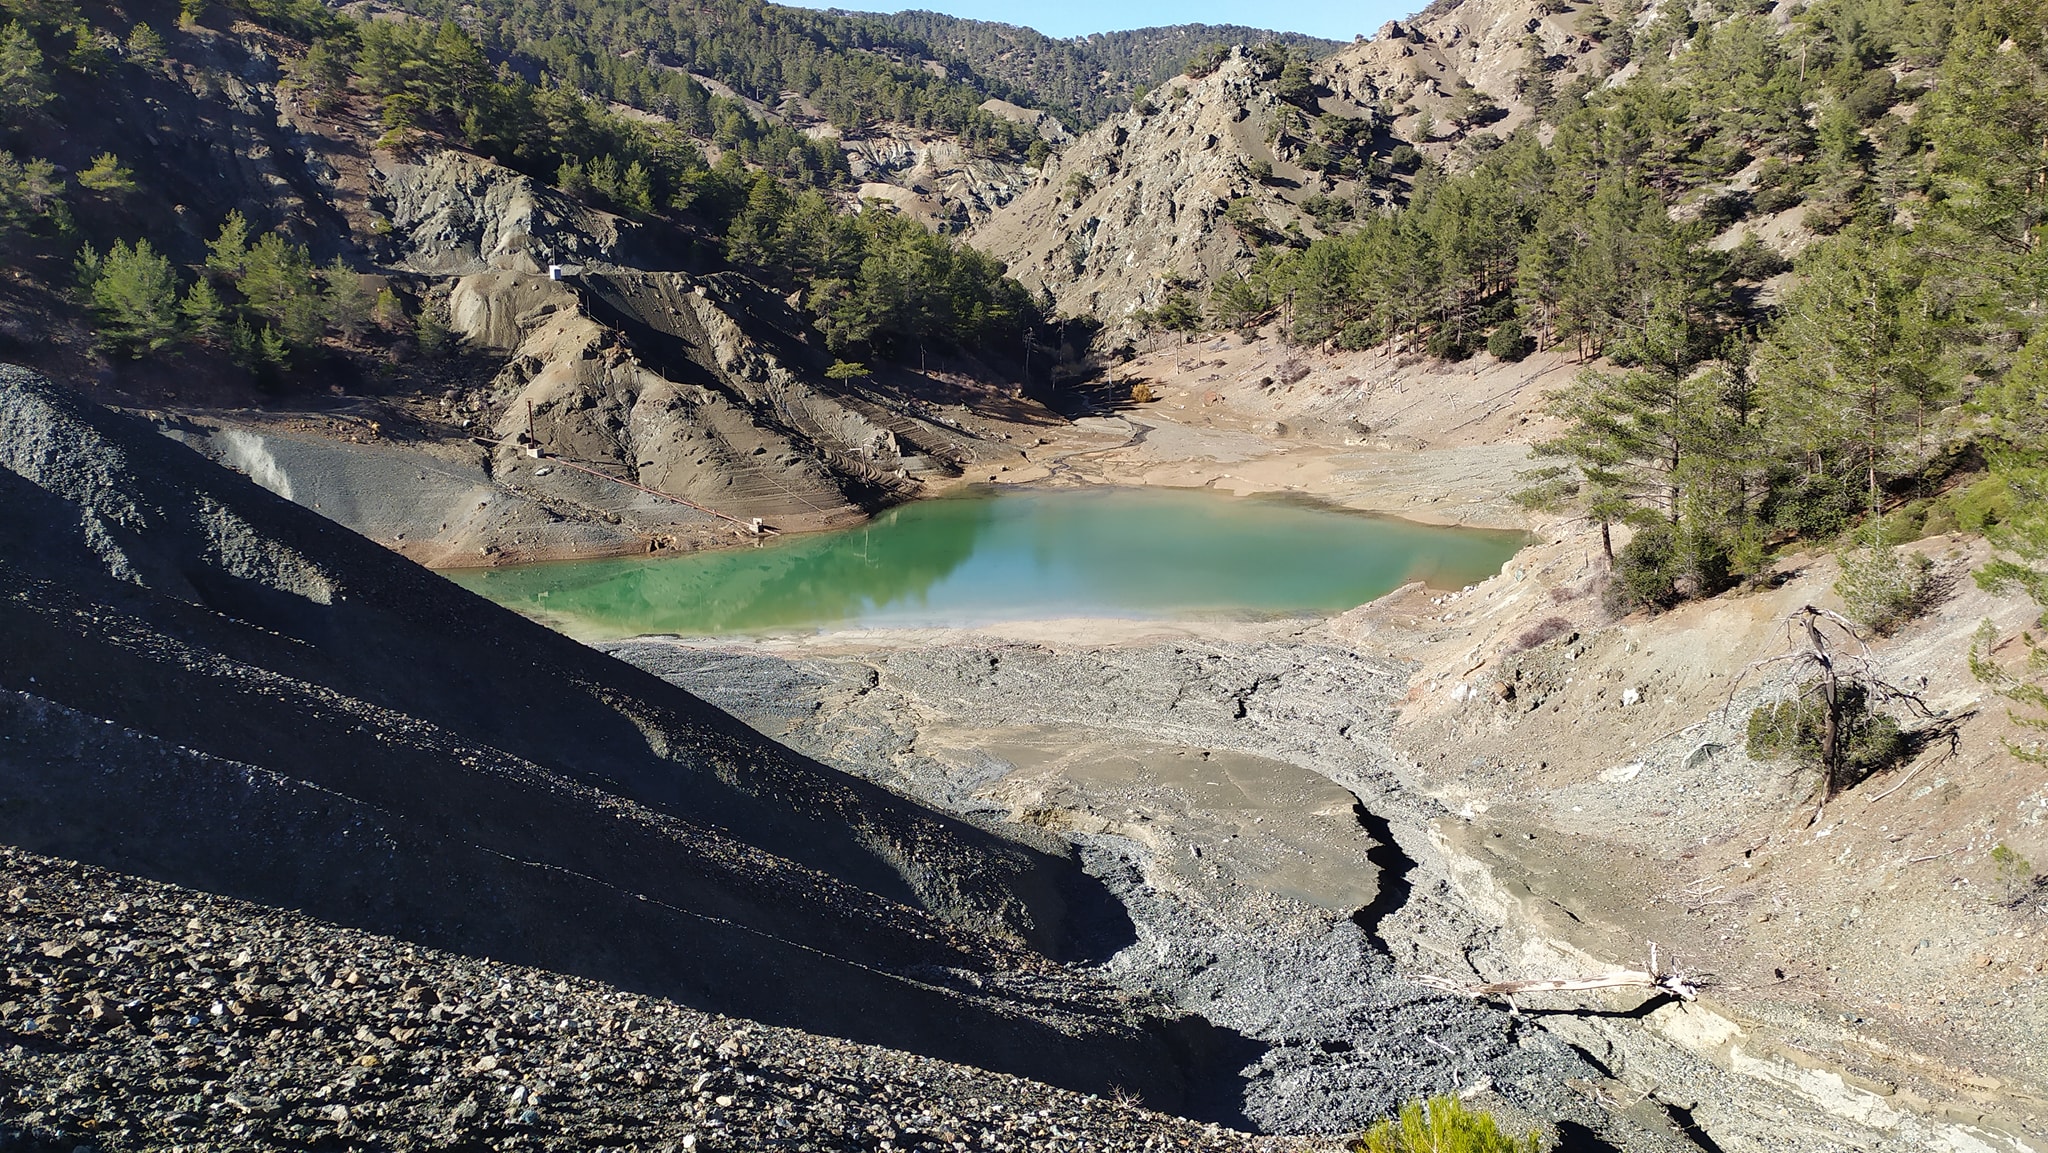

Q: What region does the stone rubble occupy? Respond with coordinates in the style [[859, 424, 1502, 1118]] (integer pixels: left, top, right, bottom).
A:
[[0, 847, 1299, 1153]]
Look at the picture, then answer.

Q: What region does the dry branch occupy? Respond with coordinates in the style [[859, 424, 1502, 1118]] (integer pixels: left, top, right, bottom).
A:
[[1414, 943, 1701, 1011], [1720, 604, 1941, 824]]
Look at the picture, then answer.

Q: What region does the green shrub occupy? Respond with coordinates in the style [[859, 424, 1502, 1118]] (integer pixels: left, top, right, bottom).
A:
[[1768, 468, 1862, 541], [1991, 843, 2045, 911], [1426, 327, 1471, 362], [1611, 522, 1682, 610], [1486, 320, 1533, 362], [1746, 680, 1906, 792], [1944, 475, 2014, 533], [1351, 1095, 1541, 1153], [1338, 320, 1378, 349], [1834, 530, 1933, 635]]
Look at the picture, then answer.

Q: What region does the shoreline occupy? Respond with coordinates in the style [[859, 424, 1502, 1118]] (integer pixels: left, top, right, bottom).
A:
[[603, 525, 2048, 1152], [142, 339, 2048, 1148]]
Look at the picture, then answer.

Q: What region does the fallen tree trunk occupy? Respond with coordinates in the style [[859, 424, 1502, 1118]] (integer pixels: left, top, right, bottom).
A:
[[1414, 944, 1701, 1009]]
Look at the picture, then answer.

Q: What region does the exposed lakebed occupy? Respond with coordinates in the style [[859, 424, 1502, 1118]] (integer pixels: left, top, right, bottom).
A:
[[450, 486, 1527, 638]]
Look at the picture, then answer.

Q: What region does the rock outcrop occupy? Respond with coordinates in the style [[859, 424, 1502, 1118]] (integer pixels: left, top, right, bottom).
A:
[[968, 52, 1308, 326], [377, 151, 633, 276], [968, 0, 1635, 329], [841, 127, 1040, 231], [440, 265, 1020, 534]]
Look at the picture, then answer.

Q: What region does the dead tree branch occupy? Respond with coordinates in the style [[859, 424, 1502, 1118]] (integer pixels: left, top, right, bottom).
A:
[[1719, 604, 1943, 825], [1414, 943, 1702, 1013]]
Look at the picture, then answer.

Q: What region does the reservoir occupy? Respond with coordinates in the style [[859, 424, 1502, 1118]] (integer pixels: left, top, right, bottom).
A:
[[449, 486, 1526, 638]]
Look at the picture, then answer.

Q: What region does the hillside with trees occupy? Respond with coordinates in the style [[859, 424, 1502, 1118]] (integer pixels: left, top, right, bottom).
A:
[[854, 11, 1343, 126], [1007, 0, 2043, 628], [357, 0, 1048, 159], [0, 0, 1053, 379], [1, 0, 2047, 1146]]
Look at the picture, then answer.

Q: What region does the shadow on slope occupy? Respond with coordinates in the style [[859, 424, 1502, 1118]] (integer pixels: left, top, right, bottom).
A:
[[0, 364, 1252, 1114]]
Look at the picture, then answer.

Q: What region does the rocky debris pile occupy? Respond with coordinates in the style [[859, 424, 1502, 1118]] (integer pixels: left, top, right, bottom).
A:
[[0, 847, 1292, 1153], [0, 364, 1212, 1106], [611, 639, 1701, 1150]]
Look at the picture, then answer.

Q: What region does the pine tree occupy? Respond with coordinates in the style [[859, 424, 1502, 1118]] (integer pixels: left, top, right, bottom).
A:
[[124, 22, 164, 66], [1976, 327, 2048, 607], [86, 239, 182, 356], [290, 39, 352, 112], [372, 286, 406, 330], [1970, 325, 2048, 759], [66, 21, 108, 74], [415, 294, 450, 357], [320, 256, 372, 340], [1756, 229, 1947, 517], [620, 160, 655, 216], [75, 152, 137, 196], [240, 232, 322, 347], [0, 22, 53, 112], [1528, 361, 1758, 595], [205, 210, 250, 280], [0, 150, 60, 240], [179, 276, 225, 343]]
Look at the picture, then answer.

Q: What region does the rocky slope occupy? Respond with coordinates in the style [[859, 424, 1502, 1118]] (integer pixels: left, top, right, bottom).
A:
[[375, 146, 1040, 548], [0, 1, 1056, 564], [967, 0, 1634, 328], [968, 51, 1333, 325], [0, 364, 1226, 1108], [1347, 527, 2048, 1150], [0, 845, 1292, 1152]]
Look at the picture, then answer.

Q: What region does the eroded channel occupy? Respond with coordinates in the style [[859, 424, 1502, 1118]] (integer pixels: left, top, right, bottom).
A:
[[608, 637, 1685, 1147]]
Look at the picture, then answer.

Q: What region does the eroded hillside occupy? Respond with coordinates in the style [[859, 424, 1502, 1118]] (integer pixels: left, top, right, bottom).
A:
[[968, 0, 1633, 327], [0, 362, 1229, 1109]]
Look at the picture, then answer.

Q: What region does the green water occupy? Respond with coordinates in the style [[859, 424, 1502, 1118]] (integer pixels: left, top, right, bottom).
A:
[[449, 486, 1527, 639]]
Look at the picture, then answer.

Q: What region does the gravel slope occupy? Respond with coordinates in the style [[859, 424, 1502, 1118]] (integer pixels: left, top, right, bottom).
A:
[[0, 364, 1224, 1109], [0, 846, 1295, 1153]]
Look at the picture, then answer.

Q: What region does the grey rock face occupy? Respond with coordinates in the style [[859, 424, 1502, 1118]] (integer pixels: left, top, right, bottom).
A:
[[378, 151, 628, 276]]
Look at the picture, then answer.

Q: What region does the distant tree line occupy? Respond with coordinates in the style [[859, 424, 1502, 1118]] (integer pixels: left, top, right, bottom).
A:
[[866, 12, 1340, 127], [353, 0, 1041, 159]]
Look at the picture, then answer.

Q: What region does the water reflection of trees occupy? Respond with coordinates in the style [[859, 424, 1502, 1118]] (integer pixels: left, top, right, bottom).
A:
[[470, 496, 996, 635]]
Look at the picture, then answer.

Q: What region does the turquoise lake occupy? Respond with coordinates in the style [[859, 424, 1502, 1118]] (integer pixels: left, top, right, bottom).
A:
[[448, 486, 1528, 638]]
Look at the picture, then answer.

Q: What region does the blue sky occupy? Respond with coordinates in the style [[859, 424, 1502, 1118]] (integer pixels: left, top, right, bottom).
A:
[[812, 0, 1415, 41]]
